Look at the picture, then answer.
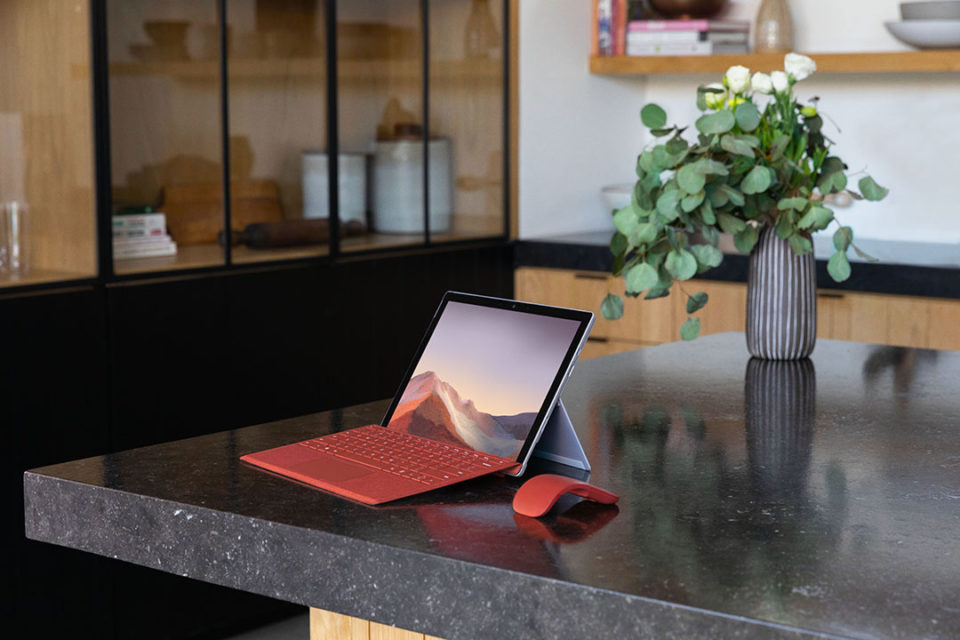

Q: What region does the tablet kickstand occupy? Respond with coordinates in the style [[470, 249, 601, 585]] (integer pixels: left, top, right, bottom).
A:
[[531, 400, 590, 471]]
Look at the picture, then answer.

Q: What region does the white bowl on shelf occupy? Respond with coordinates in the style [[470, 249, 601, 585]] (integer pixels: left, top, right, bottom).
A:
[[885, 19, 960, 48], [601, 183, 633, 212], [901, 1, 960, 20]]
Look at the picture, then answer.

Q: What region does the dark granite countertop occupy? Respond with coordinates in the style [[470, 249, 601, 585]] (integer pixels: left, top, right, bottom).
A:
[[515, 232, 960, 300], [25, 334, 960, 639]]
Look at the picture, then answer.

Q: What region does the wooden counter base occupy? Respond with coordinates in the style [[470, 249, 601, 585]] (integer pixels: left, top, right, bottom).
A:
[[310, 609, 445, 640]]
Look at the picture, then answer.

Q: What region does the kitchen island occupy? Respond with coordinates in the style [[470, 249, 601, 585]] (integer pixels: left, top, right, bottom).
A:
[[25, 334, 960, 639]]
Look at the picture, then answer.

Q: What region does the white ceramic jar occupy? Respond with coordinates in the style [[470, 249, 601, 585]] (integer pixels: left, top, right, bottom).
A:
[[371, 138, 452, 233], [301, 151, 367, 225]]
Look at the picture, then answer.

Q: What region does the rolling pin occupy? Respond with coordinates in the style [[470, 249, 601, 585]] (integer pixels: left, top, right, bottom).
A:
[[219, 219, 365, 248]]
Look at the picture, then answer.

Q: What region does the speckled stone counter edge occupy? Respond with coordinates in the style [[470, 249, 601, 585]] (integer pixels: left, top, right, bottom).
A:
[[24, 472, 844, 640]]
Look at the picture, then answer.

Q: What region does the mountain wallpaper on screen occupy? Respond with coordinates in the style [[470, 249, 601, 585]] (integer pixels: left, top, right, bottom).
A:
[[388, 371, 535, 459]]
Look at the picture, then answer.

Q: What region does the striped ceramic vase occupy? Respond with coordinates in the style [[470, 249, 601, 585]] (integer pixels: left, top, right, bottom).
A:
[[746, 227, 817, 359]]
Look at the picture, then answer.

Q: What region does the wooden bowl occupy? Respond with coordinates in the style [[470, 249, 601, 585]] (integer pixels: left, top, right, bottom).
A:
[[648, 0, 728, 19], [143, 21, 191, 48]]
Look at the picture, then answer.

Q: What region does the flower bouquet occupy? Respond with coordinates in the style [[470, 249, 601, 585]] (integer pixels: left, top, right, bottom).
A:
[[603, 53, 888, 356]]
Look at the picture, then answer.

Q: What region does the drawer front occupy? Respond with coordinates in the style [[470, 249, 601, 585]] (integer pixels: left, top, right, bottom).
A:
[[515, 267, 676, 343]]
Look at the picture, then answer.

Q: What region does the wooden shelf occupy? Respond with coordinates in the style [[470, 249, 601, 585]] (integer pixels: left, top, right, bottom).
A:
[[100, 58, 501, 82], [589, 50, 960, 75], [0, 268, 93, 289], [112, 228, 504, 275]]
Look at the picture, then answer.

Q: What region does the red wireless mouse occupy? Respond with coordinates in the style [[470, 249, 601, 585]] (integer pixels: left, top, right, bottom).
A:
[[512, 474, 619, 518]]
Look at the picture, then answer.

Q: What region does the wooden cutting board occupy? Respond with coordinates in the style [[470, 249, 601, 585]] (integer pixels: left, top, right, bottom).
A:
[[161, 180, 284, 245]]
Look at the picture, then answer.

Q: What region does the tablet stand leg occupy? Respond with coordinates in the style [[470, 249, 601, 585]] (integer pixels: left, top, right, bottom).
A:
[[531, 400, 590, 471]]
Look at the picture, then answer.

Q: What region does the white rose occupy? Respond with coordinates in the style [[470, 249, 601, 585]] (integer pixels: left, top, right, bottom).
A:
[[751, 72, 773, 94], [703, 82, 727, 110], [725, 65, 751, 94], [771, 70, 790, 94], [784, 53, 816, 81]]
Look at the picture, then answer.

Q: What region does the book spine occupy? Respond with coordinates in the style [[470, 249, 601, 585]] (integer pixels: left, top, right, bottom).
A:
[[627, 19, 750, 33], [597, 0, 613, 56], [112, 213, 166, 228], [113, 234, 174, 246], [112, 227, 167, 239], [628, 19, 710, 32], [626, 41, 714, 57], [613, 0, 628, 56], [114, 242, 177, 259], [707, 31, 750, 44], [627, 30, 706, 44]]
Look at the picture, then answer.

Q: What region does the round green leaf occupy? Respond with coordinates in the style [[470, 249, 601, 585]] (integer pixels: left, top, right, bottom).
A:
[[680, 317, 701, 341], [690, 244, 723, 271], [686, 292, 709, 314], [827, 251, 851, 282], [631, 221, 658, 247], [641, 104, 667, 130], [626, 262, 659, 294], [797, 205, 834, 231], [656, 190, 682, 221], [665, 249, 698, 281], [858, 175, 889, 201], [833, 226, 853, 252], [720, 184, 745, 207], [682, 191, 705, 213], [734, 101, 761, 132], [613, 206, 639, 236], [695, 110, 736, 136], [600, 294, 624, 320], [734, 225, 760, 253], [677, 165, 706, 195], [721, 135, 755, 158], [610, 232, 627, 257], [741, 165, 773, 195], [716, 212, 746, 235]]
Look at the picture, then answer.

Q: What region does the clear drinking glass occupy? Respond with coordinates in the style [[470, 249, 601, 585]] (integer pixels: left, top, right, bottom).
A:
[[754, 0, 794, 54], [1, 201, 30, 274]]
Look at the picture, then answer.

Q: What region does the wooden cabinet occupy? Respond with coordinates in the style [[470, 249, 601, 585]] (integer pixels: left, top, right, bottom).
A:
[[816, 289, 960, 352], [515, 267, 747, 358], [516, 266, 960, 356]]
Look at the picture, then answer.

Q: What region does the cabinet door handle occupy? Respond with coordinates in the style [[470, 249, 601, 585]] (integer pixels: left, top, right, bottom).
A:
[[574, 273, 608, 281], [817, 292, 845, 299], [587, 336, 609, 343]]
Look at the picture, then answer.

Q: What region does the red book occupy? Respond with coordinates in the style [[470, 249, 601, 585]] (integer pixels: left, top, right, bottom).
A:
[[612, 0, 628, 56]]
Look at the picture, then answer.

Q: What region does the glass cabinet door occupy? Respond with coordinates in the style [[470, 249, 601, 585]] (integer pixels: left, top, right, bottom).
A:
[[107, 0, 226, 274], [429, 0, 506, 242], [337, 0, 426, 253], [0, 0, 97, 287], [226, 0, 330, 265]]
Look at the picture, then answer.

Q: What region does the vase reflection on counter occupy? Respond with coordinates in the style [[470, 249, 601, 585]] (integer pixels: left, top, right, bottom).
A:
[[372, 124, 452, 234], [745, 358, 815, 502]]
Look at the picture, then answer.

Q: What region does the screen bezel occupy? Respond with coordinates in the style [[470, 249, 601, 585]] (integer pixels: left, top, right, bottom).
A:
[[379, 291, 594, 469]]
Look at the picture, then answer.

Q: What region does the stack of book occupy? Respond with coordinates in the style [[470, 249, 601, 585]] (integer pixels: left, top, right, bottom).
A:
[[626, 19, 750, 57], [113, 212, 178, 259]]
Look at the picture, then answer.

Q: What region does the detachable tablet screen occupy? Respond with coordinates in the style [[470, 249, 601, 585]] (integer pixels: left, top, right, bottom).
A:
[[382, 292, 593, 464]]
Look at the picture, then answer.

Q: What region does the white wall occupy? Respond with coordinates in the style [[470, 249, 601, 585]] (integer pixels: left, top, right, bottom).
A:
[[519, 0, 960, 244]]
